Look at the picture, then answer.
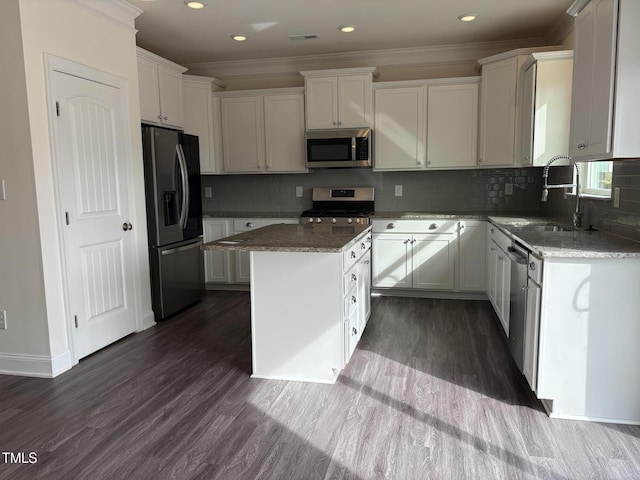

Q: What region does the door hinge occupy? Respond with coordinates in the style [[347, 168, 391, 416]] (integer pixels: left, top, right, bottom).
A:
[[56, 101, 60, 117], [65, 211, 70, 225], [74, 315, 78, 328]]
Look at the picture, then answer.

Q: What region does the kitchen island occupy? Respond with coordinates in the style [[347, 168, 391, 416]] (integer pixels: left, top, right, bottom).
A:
[[203, 223, 372, 383]]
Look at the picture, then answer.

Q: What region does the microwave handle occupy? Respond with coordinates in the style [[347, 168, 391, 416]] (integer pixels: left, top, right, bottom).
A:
[[352, 137, 356, 161]]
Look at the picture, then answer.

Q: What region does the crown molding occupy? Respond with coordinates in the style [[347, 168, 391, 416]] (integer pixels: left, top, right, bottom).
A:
[[64, 0, 142, 32], [567, 0, 591, 17], [545, 9, 575, 45], [476, 45, 563, 67], [183, 37, 549, 79], [137, 47, 187, 73]]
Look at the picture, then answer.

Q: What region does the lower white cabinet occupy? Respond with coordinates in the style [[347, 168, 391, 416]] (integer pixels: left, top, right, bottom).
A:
[[523, 275, 541, 392], [372, 220, 457, 290], [487, 224, 511, 335], [203, 218, 231, 283], [458, 221, 486, 291]]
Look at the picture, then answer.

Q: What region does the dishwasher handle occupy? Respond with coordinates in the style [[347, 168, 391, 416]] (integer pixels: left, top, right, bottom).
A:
[[505, 245, 528, 264]]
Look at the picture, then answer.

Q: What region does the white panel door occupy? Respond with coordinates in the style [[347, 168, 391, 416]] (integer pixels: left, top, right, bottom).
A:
[[264, 94, 306, 172], [427, 83, 479, 168], [338, 74, 372, 128], [374, 86, 425, 170], [52, 71, 137, 360], [305, 76, 338, 129], [412, 235, 455, 290], [221, 96, 265, 172], [371, 234, 412, 288]]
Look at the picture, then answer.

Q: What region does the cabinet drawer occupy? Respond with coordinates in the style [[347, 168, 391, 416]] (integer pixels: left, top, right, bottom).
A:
[[344, 288, 358, 318], [233, 218, 296, 232], [343, 229, 372, 270], [344, 267, 359, 294], [372, 219, 458, 234], [528, 253, 542, 284], [488, 223, 512, 253]]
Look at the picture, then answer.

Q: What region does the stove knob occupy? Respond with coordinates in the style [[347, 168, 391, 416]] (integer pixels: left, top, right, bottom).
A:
[[355, 218, 361, 224], [316, 218, 322, 224], [308, 217, 314, 223], [347, 218, 353, 224], [332, 218, 337, 224]]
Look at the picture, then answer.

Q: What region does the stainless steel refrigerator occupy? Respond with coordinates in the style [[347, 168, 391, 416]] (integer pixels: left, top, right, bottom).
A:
[[142, 126, 204, 319]]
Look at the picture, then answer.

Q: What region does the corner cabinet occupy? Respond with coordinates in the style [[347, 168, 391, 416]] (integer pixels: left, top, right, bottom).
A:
[[301, 68, 377, 129], [182, 75, 226, 174], [373, 78, 480, 171], [519, 51, 574, 167], [137, 47, 186, 129], [219, 89, 307, 174], [568, 0, 640, 161]]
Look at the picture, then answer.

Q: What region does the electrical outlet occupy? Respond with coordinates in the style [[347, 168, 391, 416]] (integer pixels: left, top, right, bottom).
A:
[[296, 186, 303, 198], [613, 187, 621, 208], [204, 187, 212, 198], [395, 185, 403, 197], [505, 183, 513, 195], [0, 310, 6, 330]]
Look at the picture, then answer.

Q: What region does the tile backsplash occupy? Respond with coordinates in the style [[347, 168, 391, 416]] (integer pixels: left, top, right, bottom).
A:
[[201, 167, 543, 214], [541, 159, 640, 241]]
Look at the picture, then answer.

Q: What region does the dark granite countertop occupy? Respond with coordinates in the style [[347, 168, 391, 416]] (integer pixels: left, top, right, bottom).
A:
[[202, 224, 371, 253]]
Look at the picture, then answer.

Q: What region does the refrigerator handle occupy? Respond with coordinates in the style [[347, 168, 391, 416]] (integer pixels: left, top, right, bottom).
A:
[[176, 144, 189, 229]]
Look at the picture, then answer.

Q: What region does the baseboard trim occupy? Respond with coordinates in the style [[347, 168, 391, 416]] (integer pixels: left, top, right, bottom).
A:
[[141, 309, 156, 331], [371, 289, 488, 301], [0, 353, 56, 378], [51, 350, 73, 377], [206, 283, 250, 292]]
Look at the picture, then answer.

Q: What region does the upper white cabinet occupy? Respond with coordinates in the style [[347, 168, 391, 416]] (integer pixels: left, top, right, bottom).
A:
[[519, 51, 573, 167], [182, 75, 226, 174], [374, 85, 426, 170], [427, 82, 479, 168], [568, 0, 640, 161], [219, 89, 307, 174], [301, 68, 377, 129], [373, 78, 479, 171], [477, 47, 561, 167], [137, 47, 186, 129]]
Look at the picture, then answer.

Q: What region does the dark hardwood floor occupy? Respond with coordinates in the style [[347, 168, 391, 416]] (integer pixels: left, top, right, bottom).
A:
[[1, 292, 639, 479]]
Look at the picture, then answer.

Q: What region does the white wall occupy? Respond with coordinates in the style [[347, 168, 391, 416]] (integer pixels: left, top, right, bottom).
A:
[[0, 1, 52, 372], [0, 0, 153, 376]]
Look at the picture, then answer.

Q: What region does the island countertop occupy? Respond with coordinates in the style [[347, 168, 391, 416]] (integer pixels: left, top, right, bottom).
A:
[[201, 223, 372, 253]]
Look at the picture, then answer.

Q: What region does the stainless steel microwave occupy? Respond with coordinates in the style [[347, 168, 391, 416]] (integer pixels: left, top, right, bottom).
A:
[[305, 128, 372, 168]]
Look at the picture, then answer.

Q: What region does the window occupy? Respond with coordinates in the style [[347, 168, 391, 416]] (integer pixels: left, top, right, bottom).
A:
[[576, 161, 613, 198]]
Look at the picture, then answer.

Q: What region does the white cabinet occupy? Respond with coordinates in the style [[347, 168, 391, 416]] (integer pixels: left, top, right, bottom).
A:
[[344, 233, 372, 360], [374, 85, 426, 170], [373, 78, 480, 171], [183, 75, 226, 174], [427, 82, 479, 168], [519, 52, 573, 167], [486, 224, 511, 335], [523, 255, 542, 393], [301, 68, 376, 129], [137, 47, 186, 129], [220, 89, 306, 174], [458, 221, 486, 292], [568, 0, 640, 161], [203, 219, 232, 283], [371, 220, 457, 291]]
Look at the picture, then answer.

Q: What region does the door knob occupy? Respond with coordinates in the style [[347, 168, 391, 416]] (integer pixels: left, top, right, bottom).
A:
[[122, 222, 133, 231]]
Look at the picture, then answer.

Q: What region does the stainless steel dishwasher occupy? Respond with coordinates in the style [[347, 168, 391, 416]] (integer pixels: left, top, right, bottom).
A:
[[505, 242, 529, 372]]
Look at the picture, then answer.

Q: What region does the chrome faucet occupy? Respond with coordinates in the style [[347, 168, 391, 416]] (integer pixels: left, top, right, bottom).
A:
[[541, 154, 582, 228]]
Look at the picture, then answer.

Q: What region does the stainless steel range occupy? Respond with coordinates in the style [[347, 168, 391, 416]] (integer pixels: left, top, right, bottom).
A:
[[300, 187, 375, 225]]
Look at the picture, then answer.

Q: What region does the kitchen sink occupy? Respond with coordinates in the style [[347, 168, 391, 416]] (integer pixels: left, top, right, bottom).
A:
[[516, 224, 576, 232]]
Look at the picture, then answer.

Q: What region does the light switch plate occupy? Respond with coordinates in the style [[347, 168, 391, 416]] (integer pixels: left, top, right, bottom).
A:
[[613, 187, 621, 208], [395, 185, 403, 197], [296, 186, 303, 198], [0, 310, 6, 330], [204, 187, 212, 198]]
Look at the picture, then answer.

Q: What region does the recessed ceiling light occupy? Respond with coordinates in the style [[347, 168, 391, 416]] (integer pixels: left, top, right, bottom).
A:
[[185, 1, 206, 9], [457, 14, 477, 22], [231, 34, 248, 42], [339, 25, 357, 33]]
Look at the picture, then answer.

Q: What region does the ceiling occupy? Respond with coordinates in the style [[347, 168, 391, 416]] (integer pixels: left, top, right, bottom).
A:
[[131, 0, 575, 67]]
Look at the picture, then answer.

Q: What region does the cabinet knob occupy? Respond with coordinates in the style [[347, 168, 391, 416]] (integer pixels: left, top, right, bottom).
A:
[[333, 122, 337, 126], [246, 222, 254, 227], [490, 227, 494, 233], [351, 296, 357, 304], [529, 262, 536, 270], [157, 115, 162, 120], [478, 158, 483, 163], [490, 247, 496, 251], [338, 122, 342, 126], [427, 161, 431, 165], [350, 251, 357, 259], [524, 156, 530, 161], [352, 327, 357, 336], [351, 273, 357, 282], [577, 143, 587, 150], [360, 242, 366, 250], [163, 115, 168, 120], [387, 223, 396, 229], [429, 223, 438, 230]]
